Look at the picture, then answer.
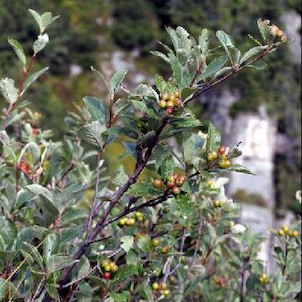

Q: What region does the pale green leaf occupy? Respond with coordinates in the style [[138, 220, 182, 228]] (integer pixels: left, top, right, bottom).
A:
[[83, 96, 109, 126], [22, 67, 49, 95], [240, 46, 267, 65], [199, 56, 228, 81], [8, 38, 26, 66], [109, 70, 127, 95], [33, 33, 49, 54], [0, 78, 18, 104], [120, 236, 134, 253], [79, 121, 106, 147], [47, 254, 78, 274]]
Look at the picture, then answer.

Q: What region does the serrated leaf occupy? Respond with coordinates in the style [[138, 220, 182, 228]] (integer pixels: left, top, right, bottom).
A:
[[214, 66, 232, 78], [29, 9, 43, 31], [113, 98, 131, 117], [109, 292, 130, 302], [131, 100, 159, 120], [127, 182, 163, 197], [240, 46, 267, 65], [109, 70, 127, 96], [168, 52, 184, 87], [155, 74, 168, 95], [47, 254, 78, 274], [40, 12, 60, 31], [22, 67, 49, 95], [33, 33, 49, 54], [0, 78, 18, 104], [8, 38, 26, 66], [257, 19, 272, 41], [111, 264, 139, 285], [83, 96, 109, 126], [120, 236, 134, 253], [199, 56, 228, 81], [91, 66, 109, 92], [229, 163, 254, 174], [79, 121, 106, 147], [216, 30, 234, 49], [205, 122, 221, 153], [26, 184, 52, 202], [246, 61, 267, 70], [199, 28, 210, 58], [150, 51, 170, 63], [43, 233, 60, 265], [175, 194, 194, 215]]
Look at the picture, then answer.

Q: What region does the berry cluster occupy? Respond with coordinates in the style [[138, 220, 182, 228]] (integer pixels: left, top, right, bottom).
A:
[[270, 24, 287, 41], [153, 172, 186, 195], [213, 200, 224, 208], [101, 259, 119, 280], [118, 212, 144, 227], [207, 145, 232, 169], [152, 282, 170, 297], [277, 225, 299, 238], [259, 273, 268, 285], [159, 91, 182, 114]]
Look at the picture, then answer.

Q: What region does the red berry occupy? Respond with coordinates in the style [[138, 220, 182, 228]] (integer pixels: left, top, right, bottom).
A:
[[166, 108, 173, 114], [167, 180, 175, 189], [218, 146, 226, 155], [103, 272, 111, 280]]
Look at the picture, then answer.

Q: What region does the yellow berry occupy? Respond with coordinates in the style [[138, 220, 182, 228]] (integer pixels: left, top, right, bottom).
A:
[[166, 100, 175, 108], [292, 230, 299, 237], [152, 282, 159, 290], [163, 289, 170, 296], [159, 100, 167, 108], [168, 95, 176, 102], [161, 246, 169, 254], [173, 90, 180, 98], [278, 229, 285, 236], [152, 238, 160, 246], [110, 262, 118, 273], [161, 93, 169, 101]]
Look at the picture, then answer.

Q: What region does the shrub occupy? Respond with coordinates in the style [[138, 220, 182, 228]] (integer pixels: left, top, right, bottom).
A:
[[0, 9, 300, 302]]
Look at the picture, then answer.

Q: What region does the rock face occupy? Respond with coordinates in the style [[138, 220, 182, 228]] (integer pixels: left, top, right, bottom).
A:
[[281, 11, 301, 64], [228, 112, 277, 208]]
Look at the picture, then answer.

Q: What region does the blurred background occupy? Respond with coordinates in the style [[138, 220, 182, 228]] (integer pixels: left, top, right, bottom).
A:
[[0, 0, 301, 222]]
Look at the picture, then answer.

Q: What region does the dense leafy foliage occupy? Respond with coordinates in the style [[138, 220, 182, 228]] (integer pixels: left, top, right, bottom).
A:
[[0, 9, 300, 302]]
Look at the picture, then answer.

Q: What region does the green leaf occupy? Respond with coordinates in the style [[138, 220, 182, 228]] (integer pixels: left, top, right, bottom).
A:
[[43, 233, 60, 264], [199, 56, 228, 81], [8, 38, 26, 66], [126, 250, 140, 265], [216, 30, 234, 50], [175, 194, 194, 215], [240, 46, 267, 65], [83, 96, 109, 126], [79, 121, 106, 147], [131, 100, 159, 120], [26, 184, 52, 201], [0, 78, 18, 104], [135, 84, 159, 101], [47, 254, 78, 274], [246, 61, 267, 70], [155, 74, 168, 95], [33, 33, 49, 54], [111, 264, 139, 285], [168, 53, 183, 87], [150, 51, 170, 63], [257, 19, 272, 41], [199, 28, 210, 58], [40, 12, 60, 31], [120, 236, 134, 253], [127, 182, 163, 197], [91, 66, 109, 92], [21, 242, 44, 268], [29, 9, 43, 31], [205, 122, 221, 153], [181, 87, 198, 102], [109, 70, 127, 96], [214, 66, 232, 78], [113, 98, 131, 117], [229, 163, 254, 174], [22, 67, 49, 95], [229, 47, 241, 65], [110, 291, 130, 302], [14, 189, 34, 211]]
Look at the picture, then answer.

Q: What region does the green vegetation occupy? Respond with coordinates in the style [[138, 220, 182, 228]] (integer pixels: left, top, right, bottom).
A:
[[0, 10, 300, 301], [0, 0, 300, 212]]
